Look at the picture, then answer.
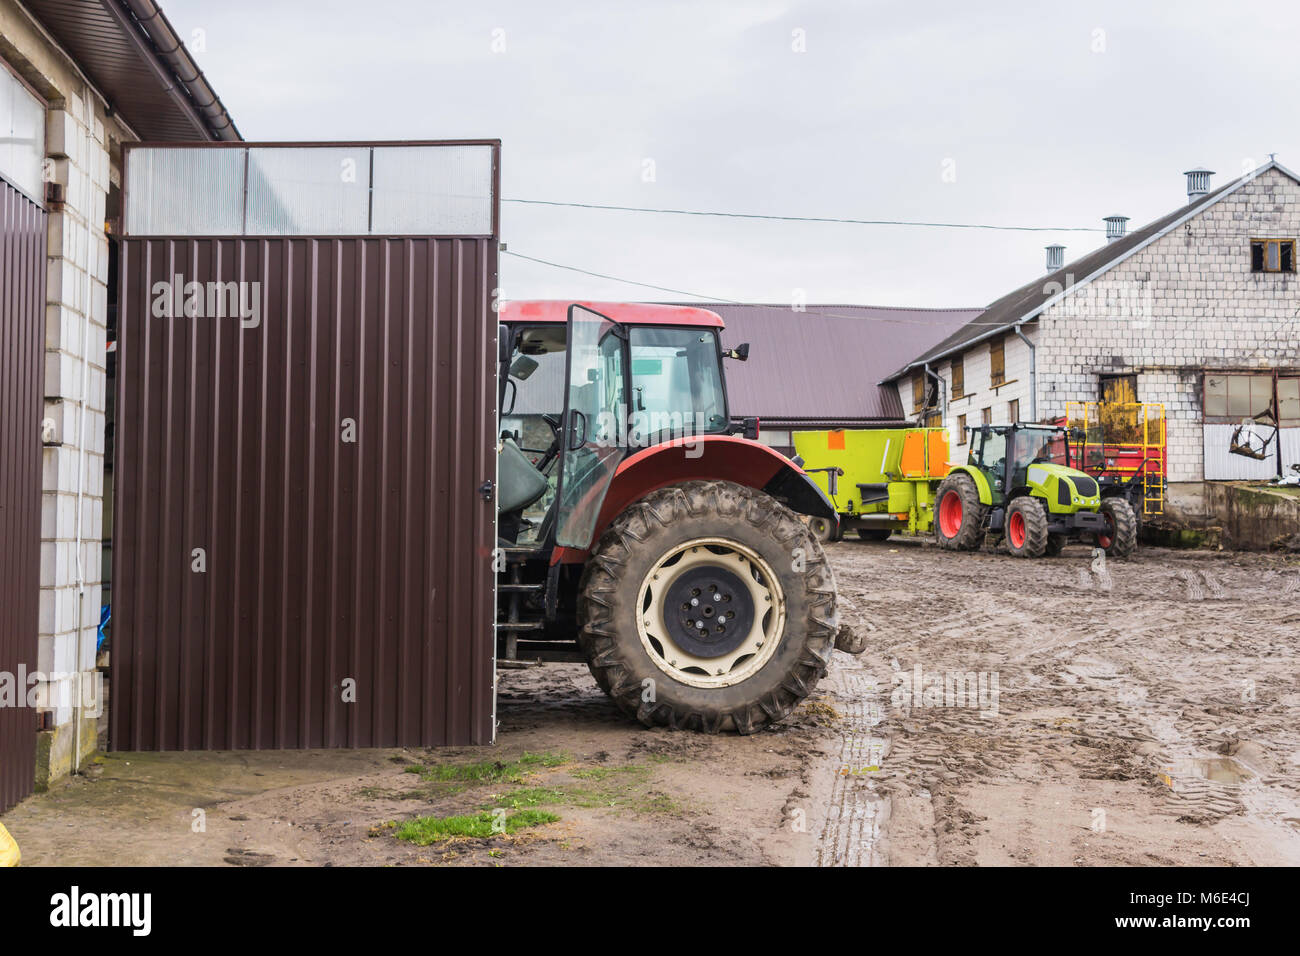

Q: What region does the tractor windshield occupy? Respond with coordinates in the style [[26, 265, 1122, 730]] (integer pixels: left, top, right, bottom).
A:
[[1009, 428, 1066, 488], [628, 327, 729, 445]]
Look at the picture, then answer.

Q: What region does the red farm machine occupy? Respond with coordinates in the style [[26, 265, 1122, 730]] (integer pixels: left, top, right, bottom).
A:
[[493, 302, 860, 735], [1058, 401, 1167, 538]]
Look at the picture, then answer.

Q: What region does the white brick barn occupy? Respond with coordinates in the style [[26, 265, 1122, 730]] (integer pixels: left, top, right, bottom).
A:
[[883, 161, 1300, 531]]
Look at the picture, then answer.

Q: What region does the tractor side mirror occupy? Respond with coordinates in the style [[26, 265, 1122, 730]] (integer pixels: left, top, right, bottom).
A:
[[725, 342, 750, 362], [742, 416, 760, 441], [509, 355, 539, 381]]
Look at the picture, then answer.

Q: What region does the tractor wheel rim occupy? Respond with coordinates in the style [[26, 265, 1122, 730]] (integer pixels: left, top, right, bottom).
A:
[[1009, 510, 1026, 548], [636, 536, 786, 689], [939, 490, 963, 538], [1098, 514, 1114, 549]]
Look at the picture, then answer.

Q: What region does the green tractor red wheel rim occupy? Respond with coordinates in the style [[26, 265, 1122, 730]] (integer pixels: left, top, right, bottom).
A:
[[939, 490, 963, 538], [1008, 509, 1026, 548], [1098, 513, 1114, 549]]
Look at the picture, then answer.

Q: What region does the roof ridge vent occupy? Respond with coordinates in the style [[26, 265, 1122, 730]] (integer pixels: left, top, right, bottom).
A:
[[1045, 244, 1065, 271], [1103, 215, 1129, 243], [1184, 167, 1214, 203]]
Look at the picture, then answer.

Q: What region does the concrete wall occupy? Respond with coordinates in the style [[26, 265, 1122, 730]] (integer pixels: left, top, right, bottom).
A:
[[1036, 167, 1300, 483], [1, 0, 135, 785]]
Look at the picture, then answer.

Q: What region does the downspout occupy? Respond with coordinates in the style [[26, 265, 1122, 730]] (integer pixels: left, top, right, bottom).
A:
[[1013, 323, 1036, 422]]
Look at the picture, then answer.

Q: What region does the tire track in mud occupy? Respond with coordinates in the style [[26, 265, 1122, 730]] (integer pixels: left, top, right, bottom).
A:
[[814, 655, 889, 867]]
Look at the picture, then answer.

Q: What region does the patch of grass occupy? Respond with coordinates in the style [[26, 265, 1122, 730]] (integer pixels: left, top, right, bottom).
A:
[[570, 764, 651, 782], [394, 808, 559, 845], [403, 751, 568, 785], [493, 786, 569, 809], [479, 763, 682, 817]]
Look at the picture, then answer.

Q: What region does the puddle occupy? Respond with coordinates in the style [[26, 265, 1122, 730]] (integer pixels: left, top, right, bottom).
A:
[[1171, 757, 1254, 786]]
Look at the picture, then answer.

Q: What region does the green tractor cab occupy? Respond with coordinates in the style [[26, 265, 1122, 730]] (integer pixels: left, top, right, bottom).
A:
[[935, 423, 1137, 558]]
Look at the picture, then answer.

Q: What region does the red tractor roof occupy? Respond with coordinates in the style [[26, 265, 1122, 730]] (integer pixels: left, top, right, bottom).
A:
[[501, 300, 725, 328]]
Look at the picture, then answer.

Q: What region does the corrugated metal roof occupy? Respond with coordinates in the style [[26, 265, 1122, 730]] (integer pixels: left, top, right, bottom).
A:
[[21, 0, 239, 142], [882, 161, 1300, 382], [660, 303, 980, 425]]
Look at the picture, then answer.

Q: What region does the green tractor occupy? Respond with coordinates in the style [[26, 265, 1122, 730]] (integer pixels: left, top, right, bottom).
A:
[[934, 423, 1137, 558]]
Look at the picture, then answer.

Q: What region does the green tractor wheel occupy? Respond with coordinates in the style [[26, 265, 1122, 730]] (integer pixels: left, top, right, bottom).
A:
[[1097, 497, 1138, 557], [1005, 497, 1049, 558], [934, 473, 986, 551]]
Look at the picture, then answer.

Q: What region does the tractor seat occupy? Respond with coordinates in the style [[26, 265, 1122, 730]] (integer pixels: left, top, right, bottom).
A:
[[497, 438, 549, 514]]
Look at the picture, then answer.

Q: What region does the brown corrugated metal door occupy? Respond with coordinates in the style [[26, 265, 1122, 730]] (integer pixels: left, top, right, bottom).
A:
[[0, 180, 45, 811], [111, 236, 498, 749]]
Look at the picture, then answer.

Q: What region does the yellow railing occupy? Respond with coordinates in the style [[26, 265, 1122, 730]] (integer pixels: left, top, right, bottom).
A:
[[1065, 402, 1167, 515]]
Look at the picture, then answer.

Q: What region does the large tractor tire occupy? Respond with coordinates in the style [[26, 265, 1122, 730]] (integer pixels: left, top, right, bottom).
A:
[[1097, 496, 1138, 557], [577, 480, 839, 734], [934, 473, 986, 551], [1005, 496, 1049, 557], [1044, 533, 1067, 557]]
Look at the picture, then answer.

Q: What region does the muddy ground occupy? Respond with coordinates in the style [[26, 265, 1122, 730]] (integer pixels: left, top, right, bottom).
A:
[[5, 538, 1299, 866]]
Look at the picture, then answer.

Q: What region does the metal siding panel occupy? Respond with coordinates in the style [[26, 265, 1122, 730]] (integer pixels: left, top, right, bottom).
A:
[[112, 235, 497, 750], [0, 182, 45, 811], [1281, 428, 1300, 473], [1203, 424, 1283, 480]]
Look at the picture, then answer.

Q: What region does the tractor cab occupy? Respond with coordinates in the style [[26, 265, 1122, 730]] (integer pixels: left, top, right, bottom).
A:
[[496, 302, 735, 551], [966, 423, 1071, 502]]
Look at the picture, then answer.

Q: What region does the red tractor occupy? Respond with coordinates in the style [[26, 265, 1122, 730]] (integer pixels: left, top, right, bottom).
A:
[[495, 302, 859, 734]]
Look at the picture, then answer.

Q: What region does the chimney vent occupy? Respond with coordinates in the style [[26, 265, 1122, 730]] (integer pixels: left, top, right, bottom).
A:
[[1104, 215, 1129, 243], [1184, 167, 1214, 203], [1045, 244, 1065, 272]]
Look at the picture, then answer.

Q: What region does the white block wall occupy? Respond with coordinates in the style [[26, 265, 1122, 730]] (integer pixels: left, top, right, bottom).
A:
[[898, 167, 1300, 484], [1037, 167, 1300, 481], [39, 88, 111, 727]]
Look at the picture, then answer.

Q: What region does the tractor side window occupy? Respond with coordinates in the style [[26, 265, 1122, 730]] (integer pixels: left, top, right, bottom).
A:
[[628, 327, 728, 444], [503, 326, 567, 459]]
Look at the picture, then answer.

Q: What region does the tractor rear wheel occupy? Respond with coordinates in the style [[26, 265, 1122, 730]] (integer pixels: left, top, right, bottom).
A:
[[1006, 497, 1049, 557], [577, 480, 839, 734], [1097, 497, 1138, 557], [934, 473, 986, 550], [857, 528, 892, 542]]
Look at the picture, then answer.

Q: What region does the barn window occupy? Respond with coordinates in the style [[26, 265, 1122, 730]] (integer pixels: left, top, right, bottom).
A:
[[1250, 239, 1295, 273], [956, 414, 967, 444], [981, 406, 992, 426], [1008, 398, 1019, 422], [989, 337, 1006, 387], [912, 371, 925, 412], [951, 356, 965, 398], [1204, 373, 1273, 421], [1278, 378, 1299, 425]]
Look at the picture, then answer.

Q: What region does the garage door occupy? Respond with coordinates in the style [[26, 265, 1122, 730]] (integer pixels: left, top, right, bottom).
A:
[[110, 142, 500, 750], [0, 179, 46, 811]]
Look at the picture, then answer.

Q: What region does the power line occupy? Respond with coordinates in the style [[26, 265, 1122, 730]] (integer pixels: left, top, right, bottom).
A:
[[503, 198, 1105, 233], [503, 249, 995, 328]]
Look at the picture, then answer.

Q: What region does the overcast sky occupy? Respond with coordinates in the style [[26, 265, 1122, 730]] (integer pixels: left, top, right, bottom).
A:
[[163, 0, 1299, 310]]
